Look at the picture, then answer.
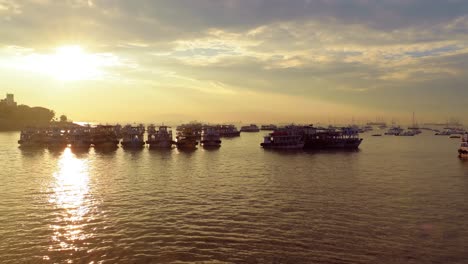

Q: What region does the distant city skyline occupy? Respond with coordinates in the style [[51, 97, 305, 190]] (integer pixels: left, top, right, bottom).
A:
[[1, 1, 467, 124]]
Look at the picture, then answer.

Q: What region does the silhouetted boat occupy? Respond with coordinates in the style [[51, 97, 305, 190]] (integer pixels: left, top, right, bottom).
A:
[[261, 126, 304, 149], [241, 124, 260, 132], [176, 127, 198, 150], [92, 125, 119, 149], [458, 134, 468, 158], [69, 127, 92, 149], [147, 125, 174, 149], [121, 124, 145, 149], [18, 127, 47, 147], [201, 126, 222, 148], [260, 124, 277, 131], [217, 125, 240, 137], [302, 126, 363, 149]]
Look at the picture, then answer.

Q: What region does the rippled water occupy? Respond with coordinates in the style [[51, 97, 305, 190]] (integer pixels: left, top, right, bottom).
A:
[[1, 131, 467, 263]]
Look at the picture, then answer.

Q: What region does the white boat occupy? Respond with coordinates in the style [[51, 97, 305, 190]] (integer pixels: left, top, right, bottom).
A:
[[147, 125, 174, 149], [201, 126, 222, 148], [261, 126, 304, 149]]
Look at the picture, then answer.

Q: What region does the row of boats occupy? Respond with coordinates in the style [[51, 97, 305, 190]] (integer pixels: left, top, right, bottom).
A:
[[18, 123, 363, 150], [18, 124, 225, 150]]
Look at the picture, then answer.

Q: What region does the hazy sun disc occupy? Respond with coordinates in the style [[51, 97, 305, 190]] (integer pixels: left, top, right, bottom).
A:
[[48, 45, 102, 81]]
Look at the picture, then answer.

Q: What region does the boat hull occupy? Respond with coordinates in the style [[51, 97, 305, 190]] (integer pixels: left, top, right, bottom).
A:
[[303, 138, 363, 149], [147, 140, 173, 149], [261, 142, 304, 149]]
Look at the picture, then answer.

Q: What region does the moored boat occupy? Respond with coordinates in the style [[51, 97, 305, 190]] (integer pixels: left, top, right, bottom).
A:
[[121, 124, 145, 149], [261, 126, 304, 149], [92, 125, 120, 149], [302, 125, 363, 149], [147, 125, 174, 149], [18, 127, 47, 147], [458, 134, 468, 158], [175, 127, 198, 150], [240, 124, 260, 132], [201, 126, 222, 148]]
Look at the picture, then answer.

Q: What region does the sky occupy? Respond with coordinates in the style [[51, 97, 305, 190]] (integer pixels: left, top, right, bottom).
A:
[[0, 0, 467, 124]]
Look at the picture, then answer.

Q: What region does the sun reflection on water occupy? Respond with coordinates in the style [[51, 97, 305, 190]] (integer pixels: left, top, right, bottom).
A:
[[47, 148, 93, 255]]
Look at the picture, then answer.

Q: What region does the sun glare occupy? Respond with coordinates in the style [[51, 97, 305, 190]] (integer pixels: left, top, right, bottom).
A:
[[48, 45, 101, 81]]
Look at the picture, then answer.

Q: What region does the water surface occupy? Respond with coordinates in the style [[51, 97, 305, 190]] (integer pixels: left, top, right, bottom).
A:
[[0, 131, 467, 263]]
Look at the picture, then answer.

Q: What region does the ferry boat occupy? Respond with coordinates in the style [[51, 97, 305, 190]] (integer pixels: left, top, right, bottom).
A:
[[217, 125, 240, 137], [260, 124, 277, 131], [201, 126, 222, 148], [18, 127, 47, 147], [69, 127, 92, 149], [46, 127, 68, 149], [240, 124, 260, 132], [92, 125, 120, 149], [147, 125, 174, 149], [302, 126, 363, 149], [458, 134, 468, 158], [261, 126, 304, 149], [121, 125, 145, 149], [175, 127, 198, 150]]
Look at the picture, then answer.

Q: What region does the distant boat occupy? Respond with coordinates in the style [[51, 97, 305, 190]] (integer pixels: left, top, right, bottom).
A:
[[240, 124, 260, 132], [384, 126, 403, 136], [260, 124, 277, 131], [372, 134, 382, 137]]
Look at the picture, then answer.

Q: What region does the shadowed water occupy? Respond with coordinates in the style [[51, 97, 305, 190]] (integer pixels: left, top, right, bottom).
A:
[[0, 131, 467, 263]]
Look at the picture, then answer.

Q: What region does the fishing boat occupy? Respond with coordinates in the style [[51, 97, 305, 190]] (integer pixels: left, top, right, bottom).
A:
[[458, 134, 468, 158], [240, 124, 260, 132], [147, 125, 174, 149], [201, 126, 222, 148], [175, 127, 199, 150], [121, 124, 145, 149], [261, 126, 304, 149], [92, 125, 120, 149]]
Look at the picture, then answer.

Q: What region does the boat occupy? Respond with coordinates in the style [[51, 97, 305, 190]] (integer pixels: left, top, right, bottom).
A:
[[261, 126, 304, 149], [458, 134, 468, 158], [177, 123, 202, 140], [435, 129, 453, 136], [450, 135, 461, 139], [398, 130, 416, 136], [46, 127, 68, 149], [302, 125, 363, 149], [121, 124, 145, 149], [260, 124, 277, 131], [18, 127, 47, 147], [147, 125, 174, 149], [175, 127, 199, 150], [201, 126, 222, 148], [69, 127, 92, 149], [384, 126, 403, 136], [217, 125, 240, 137], [372, 134, 382, 137], [92, 125, 120, 149], [240, 124, 260, 132]]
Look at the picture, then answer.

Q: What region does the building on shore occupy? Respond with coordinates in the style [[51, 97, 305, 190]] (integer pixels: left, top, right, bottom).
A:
[[0, 94, 17, 107]]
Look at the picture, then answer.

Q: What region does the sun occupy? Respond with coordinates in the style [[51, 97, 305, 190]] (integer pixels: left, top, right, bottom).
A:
[[48, 45, 102, 81]]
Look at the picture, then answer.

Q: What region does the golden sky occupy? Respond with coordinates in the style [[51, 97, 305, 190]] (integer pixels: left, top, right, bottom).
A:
[[1, 0, 467, 124]]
